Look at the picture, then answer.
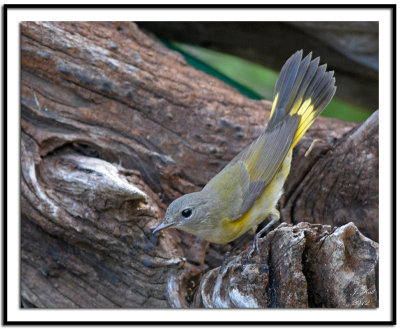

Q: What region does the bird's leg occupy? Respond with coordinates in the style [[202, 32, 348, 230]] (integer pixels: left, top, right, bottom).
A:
[[219, 250, 231, 274], [219, 232, 253, 273], [247, 209, 280, 261]]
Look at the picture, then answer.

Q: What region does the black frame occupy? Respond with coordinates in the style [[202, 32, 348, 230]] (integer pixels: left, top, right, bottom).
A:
[[2, 4, 396, 326]]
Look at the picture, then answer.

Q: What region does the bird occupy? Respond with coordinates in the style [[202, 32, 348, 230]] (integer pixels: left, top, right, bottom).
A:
[[153, 50, 336, 252]]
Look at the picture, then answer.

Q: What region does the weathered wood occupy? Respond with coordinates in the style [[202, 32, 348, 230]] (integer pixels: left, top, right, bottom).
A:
[[20, 21, 378, 308], [281, 111, 379, 241], [194, 222, 378, 308]]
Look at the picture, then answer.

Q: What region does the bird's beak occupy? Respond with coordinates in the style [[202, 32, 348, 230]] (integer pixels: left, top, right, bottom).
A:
[[152, 220, 174, 234]]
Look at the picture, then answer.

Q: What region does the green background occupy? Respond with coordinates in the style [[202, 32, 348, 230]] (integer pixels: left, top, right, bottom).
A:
[[165, 41, 371, 123]]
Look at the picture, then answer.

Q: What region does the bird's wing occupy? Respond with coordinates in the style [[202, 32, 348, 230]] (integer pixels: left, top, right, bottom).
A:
[[206, 50, 336, 221], [227, 115, 300, 219], [202, 159, 251, 220]]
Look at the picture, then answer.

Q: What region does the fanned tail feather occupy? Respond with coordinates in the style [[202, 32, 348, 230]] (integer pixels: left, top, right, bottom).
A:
[[267, 50, 337, 148]]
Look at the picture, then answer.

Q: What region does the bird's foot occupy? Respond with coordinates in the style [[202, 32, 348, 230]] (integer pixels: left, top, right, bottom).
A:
[[246, 216, 279, 262]]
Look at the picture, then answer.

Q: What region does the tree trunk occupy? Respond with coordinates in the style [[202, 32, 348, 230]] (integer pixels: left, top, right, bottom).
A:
[[20, 21, 378, 308]]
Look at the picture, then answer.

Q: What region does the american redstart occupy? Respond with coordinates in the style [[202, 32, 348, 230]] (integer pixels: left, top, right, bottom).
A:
[[153, 50, 336, 246]]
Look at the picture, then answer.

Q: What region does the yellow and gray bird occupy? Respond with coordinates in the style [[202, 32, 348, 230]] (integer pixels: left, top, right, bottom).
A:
[[153, 50, 336, 246]]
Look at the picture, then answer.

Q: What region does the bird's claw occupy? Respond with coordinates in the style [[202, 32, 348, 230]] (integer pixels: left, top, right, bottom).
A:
[[246, 216, 279, 262]]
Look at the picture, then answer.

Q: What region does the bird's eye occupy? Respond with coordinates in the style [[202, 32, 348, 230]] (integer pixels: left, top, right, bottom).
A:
[[181, 208, 192, 218]]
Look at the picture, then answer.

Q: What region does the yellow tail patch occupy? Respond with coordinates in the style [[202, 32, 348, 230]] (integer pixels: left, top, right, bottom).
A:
[[290, 97, 316, 148], [269, 92, 279, 120]]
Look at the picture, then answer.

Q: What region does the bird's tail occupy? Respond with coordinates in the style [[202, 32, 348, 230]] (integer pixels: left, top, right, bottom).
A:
[[267, 50, 337, 149]]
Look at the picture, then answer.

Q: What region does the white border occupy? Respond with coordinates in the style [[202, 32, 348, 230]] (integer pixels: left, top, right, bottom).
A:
[[6, 5, 393, 324]]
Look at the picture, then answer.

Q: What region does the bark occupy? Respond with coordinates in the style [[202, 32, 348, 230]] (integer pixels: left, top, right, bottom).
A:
[[20, 21, 378, 309], [194, 222, 378, 308]]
